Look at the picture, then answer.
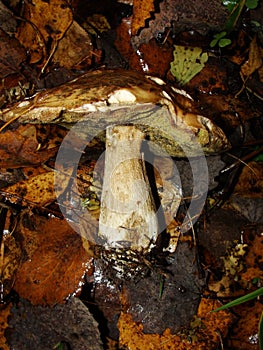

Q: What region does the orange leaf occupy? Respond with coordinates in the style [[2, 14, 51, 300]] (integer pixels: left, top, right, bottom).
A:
[[16, 0, 73, 64], [14, 213, 94, 305], [131, 0, 155, 36]]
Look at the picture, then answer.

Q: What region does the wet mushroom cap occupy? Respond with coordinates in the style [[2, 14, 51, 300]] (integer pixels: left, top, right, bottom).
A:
[[0, 69, 230, 157]]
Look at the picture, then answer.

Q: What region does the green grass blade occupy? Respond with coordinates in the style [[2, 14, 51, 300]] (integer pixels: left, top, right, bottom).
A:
[[212, 287, 263, 312]]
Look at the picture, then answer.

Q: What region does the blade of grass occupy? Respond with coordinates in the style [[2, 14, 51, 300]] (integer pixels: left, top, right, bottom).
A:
[[212, 287, 263, 312]]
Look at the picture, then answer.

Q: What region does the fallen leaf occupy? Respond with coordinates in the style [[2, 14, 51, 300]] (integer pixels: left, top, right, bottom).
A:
[[1, 171, 59, 206], [0, 28, 27, 78], [227, 301, 263, 350], [13, 213, 93, 305], [0, 124, 60, 168], [118, 297, 233, 349], [241, 36, 263, 79], [83, 14, 111, 35], [170, 46, 208, 85], [131, 0, 155, 36], [131, 0, 228, 49], [0, 1, 17, 34], [0, 302, 12, 350], [52, 21, 93, 69], [7, 297, 103, 350], [16, 0, 73, 64], [0, 233, 22, 299]]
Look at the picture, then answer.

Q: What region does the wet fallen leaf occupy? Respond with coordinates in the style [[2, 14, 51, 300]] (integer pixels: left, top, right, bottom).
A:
[[7, 297, 103, 350], [170, 46, 208, 85], [131, 0, 155, 36], [13, 212, 93, 305], [118, 297, 233, 349], [227, 301, 262, 350], [131, 0, 228, 49], [16, 0, 73, 64]]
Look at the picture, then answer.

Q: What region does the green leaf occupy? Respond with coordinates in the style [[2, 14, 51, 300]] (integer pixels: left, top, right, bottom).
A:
[[224, 0, 246, 32], [170, 45, 208, 85], [222, 0, 239, 12], [210, 39, 219, 48], [213, 287, 263, 312], [245, 0, 258, 9], [219, 38, 232, 47]]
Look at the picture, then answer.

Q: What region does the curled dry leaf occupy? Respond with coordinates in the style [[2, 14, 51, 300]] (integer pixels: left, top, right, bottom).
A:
[[16, 0, 73, 64], [13, 213, 93, 305]]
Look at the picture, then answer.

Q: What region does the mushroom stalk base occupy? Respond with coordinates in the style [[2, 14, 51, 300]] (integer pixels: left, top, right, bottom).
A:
[[98, 125, 158, 251]]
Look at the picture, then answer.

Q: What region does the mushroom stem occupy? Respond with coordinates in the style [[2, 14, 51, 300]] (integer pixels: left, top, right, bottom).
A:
[[98, 125, 158, 251]]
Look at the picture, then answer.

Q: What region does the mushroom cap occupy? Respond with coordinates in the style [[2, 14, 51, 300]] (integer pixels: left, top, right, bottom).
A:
[[0, 69, 230, 157]]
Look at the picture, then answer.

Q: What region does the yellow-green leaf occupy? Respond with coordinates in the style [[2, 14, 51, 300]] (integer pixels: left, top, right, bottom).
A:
[[170, 45, 208, 85]]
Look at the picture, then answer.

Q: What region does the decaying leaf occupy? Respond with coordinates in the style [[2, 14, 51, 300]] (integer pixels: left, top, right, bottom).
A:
[[16, 0, 73, 64], [7, 297, 103, 350], [170, 46, 208, 85], [118, 297, 233, 349], [0, 233, 22, 299], [0, 28, 27, 78], [241, 36, 263, 79], [0, 124, 63, 168], [0, 302, 12, 350], [13, 213, 93, 305], [131, 0, 155, 36], [0, 1, 17, 34], [52, 21, 93, 69], [1, 171, 59, 206], [131, 0, 228, 49], [83, 14, 111, 35]]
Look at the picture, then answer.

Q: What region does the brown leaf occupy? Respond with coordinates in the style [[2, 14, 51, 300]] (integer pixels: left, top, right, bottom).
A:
[[1, 171, 68, 207], [7, 297, 103, 350], [131, 0, 155, 36], [0, 28, 27, 78], [52, 21, 93, 69], [0, 234, 22, 299], [0, 124, 64, 168], [0, 303, 12, 350], [118, 297, 233, 349], [16, 0, 73, 64], [0, 1, 17, 34], [241, 36, 263, 78], [14, 213, 93, 305], [131, 0, 228, 49]]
